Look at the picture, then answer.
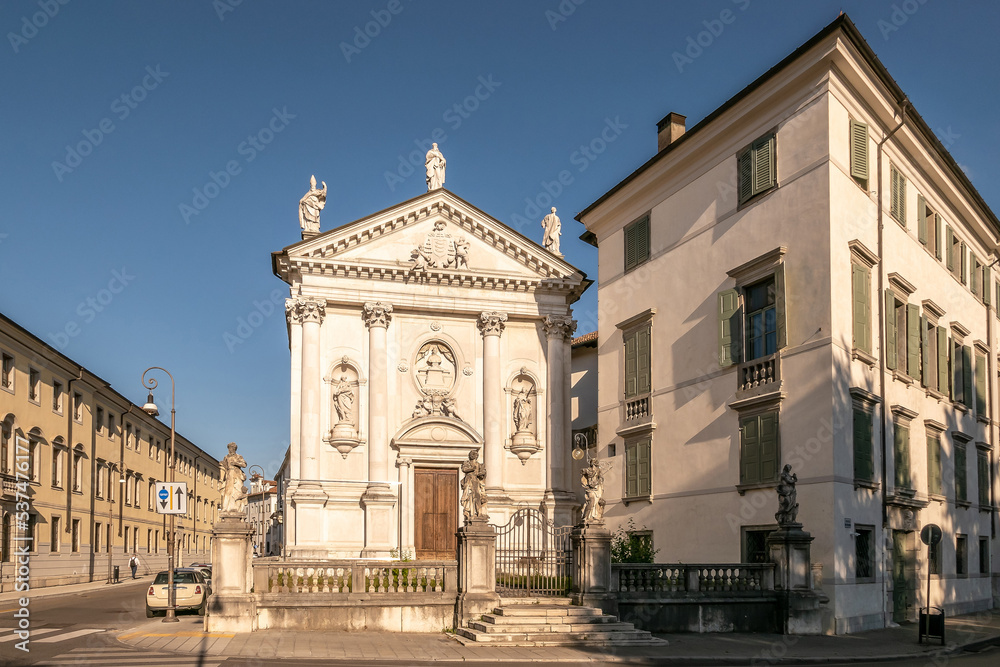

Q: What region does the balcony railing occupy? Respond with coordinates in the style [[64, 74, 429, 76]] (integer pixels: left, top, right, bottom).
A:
[[737, 352, 780, 394], [624, 395, 650, 421], [612, 563, 775, 598]]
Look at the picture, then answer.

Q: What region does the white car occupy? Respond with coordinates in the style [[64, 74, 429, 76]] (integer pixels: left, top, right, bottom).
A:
[[146, 569, 208, 617]]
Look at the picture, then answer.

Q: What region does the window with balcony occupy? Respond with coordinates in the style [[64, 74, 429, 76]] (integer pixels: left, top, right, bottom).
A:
[[617, 309, 654, 427]]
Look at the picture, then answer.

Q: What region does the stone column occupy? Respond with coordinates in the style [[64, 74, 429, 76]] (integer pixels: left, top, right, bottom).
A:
[[767, 523, 824, 634], [206, 514, 256, 632], [294, 298, 325, 487], [285, 300, 303, 483], [571, 523, 615, 615], [362, 301, 396, 558], [543, 315, 576, 492], [397, 456, 414, 556], [455, 519, 500, 629], [478, 312, 507, 498]]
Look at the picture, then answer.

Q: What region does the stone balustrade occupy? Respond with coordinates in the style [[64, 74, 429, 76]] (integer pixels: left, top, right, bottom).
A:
[[253, 559, 456, 595], [612, 562, 775, 597], [737, 352, 780, 394]]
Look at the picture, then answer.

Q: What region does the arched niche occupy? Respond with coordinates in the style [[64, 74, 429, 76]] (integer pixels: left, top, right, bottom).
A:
[[325, 356, 363, 458], [505, 370, 540, 463]]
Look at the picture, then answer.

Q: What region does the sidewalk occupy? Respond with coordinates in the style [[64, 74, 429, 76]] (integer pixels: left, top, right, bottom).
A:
[[115, 608, 1000, 664], [0, 575, 149, 604]]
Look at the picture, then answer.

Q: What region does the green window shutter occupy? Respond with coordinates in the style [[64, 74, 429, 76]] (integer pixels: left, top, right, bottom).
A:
[[625, 442, 638, 498], [850, 120, 869, 182], [753, 134, 776, 195], [937, 327, 949, 395], [934, 215, 942, 259], [636, 439, 651, 496], [884, 290, 897, 370], [636, 216, 649, 266], [853, 408, 873, 481], [894, 423, 910, 489], [918, 195, 927, 245], [985, 266, 992, 306], [774, 263, 786, 349], [624, 330, 637, 398], [955, 443, 967, 501], [952, 341, 962, 402], [624, 224, 637, 271], [906, 304, 920, 378], [972, 255, 981, 297], [963, 345, 974, 409], [759, 411, 779, 483], [921, 315, 931, 387], [890, 167, 906, 225], [852, 264, 871, 353], [978, 451, 989, 506], [636, 326, 651, 395], [961, 242, 968, 285], [718, 289, 741, 367], [946, 226, 955, 271], [737, 146, 753, 205], [740, 415, 760, 485], [976, 352, 987, 417], [927, 436, 942, 496]]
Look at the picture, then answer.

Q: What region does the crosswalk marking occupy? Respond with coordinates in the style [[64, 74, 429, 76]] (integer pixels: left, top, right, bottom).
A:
[[37, 646, 222, 667], [0, 626, 62, 642], [36, 628, 104, 642]]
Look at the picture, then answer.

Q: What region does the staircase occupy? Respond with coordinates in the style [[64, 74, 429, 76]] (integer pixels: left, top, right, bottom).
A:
[[453, 598, 667, 647]]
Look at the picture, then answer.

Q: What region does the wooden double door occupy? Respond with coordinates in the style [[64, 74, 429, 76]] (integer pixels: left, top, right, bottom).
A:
[[414, 468, 458, 560]]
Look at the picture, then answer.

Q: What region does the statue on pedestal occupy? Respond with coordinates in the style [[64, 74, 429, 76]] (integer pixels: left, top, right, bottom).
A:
[[775, 464, 799, 526], [512, 390, 532, 433], [460, 449, 488, 523], [581, 457, 606, 523], [331, 375, 355, 425], [299, 175, 327, 233], [219, 442, 248, 515], [541, 207, 562, 255], [425, 143, 446, 191]]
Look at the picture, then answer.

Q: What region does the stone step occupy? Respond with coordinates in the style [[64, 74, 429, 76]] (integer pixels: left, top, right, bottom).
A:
[[492, 605, 605, 617], [480, 612, 620, 625], [469, 620, 639, 634], [455, 627, 664, 645]]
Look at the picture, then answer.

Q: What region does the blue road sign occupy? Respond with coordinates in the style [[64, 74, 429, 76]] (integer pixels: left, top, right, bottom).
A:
[[158, 488, 169, 501]]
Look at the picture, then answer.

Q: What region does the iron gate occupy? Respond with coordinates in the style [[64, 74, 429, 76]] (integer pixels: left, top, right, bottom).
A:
[[493, 508, 572, 597]]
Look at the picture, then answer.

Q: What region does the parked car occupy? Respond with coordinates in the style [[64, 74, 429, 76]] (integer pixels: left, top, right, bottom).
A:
[[146, 569, 208, 618], [191, 566, 212, 594]]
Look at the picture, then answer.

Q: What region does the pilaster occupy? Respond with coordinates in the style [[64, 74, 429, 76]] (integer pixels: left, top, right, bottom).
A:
[[478, 311, 507, 499]]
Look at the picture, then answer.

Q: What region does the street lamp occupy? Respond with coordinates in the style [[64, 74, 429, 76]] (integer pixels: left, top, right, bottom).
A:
[[141, 367, 179, 623], [247, 465, 264, 556]]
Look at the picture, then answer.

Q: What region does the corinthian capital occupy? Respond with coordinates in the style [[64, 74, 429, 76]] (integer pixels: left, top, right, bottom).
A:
[[542, 314, 577, 340], [286, 298, 326, 325], [477, 311, 508, 337], [363, 302, 393, 329]]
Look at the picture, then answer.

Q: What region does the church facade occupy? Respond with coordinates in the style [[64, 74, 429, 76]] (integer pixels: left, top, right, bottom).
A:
[[272, 183, 589, 559]]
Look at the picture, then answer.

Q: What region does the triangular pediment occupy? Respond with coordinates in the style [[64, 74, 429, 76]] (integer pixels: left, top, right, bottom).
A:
[[273, 189, 585, 291]]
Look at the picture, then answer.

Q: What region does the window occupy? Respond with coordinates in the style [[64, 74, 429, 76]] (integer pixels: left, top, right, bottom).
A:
[[971, 254, 982, 298], [852, 407, 874, 482], [52, 380, 63, 413], [960, 241, 968, 285], [154, 530, 159, 554], [741, 528, 774, 564], [124, 473, 133, 505], [934, 324, 949, 395], [25, 514, 36, 553], [28, 369, 40, 403], [980, 537, 990, 575], [148, 481, 156, 511], [2, 514, 11, 562], [946, 226, 961, 278], [72, 519, 80, 553], [884, 291, 919, 378], [852, 262, 872, 355], [849, 119, 868, 188], [893, 421, 910, 491], [107, 412, 114, 440], [917, 196, 942, 260], [1, 353, 13, 390], [134, 476, 141, 508], [624, 437, 651, 499], [73, 392, 83, 422], [125, 423, 132, 449], [927, 434, 943, 496], [96, 407, 104, 435], [50, 516, 60, 553], [855, 525, 875, 581], [744, 277, 778, 361], [94, 522, 102, 553], [147, 528, 152, 552], [26, 438, 38, 482], [135, 428, 141, 456], [889, 164, 905, 225], [740, 411, 779, 485], [955, 439, 968, 503], [72, 448, 83, 492], [922, 319, 938, 390], [1, 419, 11, 474], [956, 535, 967, 576], [737, 132, 776, 205], [623, 214, 649, 272], [51, 446, 63, 488], [156, 441, 161, 463], [975, 351, 987, 418], [977, 447, 990, 507], [124, 526, 130, 551], [951, 338, 972, 408]]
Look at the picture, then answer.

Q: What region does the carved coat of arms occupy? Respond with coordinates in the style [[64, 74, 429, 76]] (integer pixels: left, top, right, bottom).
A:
[[410, 220, 469, 270]]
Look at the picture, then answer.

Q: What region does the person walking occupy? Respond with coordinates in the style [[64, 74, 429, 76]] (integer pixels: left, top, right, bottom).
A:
[[128, 553, 138, 579]]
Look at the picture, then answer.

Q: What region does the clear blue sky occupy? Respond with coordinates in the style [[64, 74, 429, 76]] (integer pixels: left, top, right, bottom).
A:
[[2, 0, 997, 477]]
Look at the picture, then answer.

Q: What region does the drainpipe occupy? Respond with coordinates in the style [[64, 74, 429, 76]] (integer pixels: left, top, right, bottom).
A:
[[118, 406, 134, 543], [65, 368, 82, 541], [875, 96, 908, 624], [988, 255, 999, 540]]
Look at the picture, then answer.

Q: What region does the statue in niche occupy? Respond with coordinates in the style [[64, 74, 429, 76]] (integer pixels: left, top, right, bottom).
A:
[[219, 442, 247, 515], [541, 207, 562, 255], [299, 175, 327, 232], [580, 457, 606, 523], [513, 389, 533, 433], [331, 375, 355, 425], [775, 464, 799, 526], [425, 142, 446, 190], [460, 449, 488, 523]]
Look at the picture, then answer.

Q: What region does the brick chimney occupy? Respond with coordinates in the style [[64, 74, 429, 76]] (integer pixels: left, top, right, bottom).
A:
[[656, 112, 686, 152]]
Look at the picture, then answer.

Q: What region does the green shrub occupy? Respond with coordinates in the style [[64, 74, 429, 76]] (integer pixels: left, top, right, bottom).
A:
[[610, 519, 659, 563]]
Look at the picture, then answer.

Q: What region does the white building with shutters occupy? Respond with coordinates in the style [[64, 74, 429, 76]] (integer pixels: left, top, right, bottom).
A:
[[576, 15, 998, 634]]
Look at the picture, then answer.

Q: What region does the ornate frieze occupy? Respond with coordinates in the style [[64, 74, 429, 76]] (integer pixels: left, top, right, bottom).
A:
[[362, 301, 393, 329], [477, 311, 508, 337], [286, 298, 326, 325], [542, 314, 576, 340]]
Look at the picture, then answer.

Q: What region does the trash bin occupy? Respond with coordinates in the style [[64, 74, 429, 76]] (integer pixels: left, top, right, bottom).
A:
[[919, 606, 945, 645], [113, 565, 120, 583]]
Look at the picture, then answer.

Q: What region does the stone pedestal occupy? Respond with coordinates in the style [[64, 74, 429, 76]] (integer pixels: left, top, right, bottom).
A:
[[571, 523, 616, 614], [455, 520, 499, 628], [360, 485, 396, 559], [767, 523, 823, 634], [206, 514, 256, 632], [287, 487, 329, 559]]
